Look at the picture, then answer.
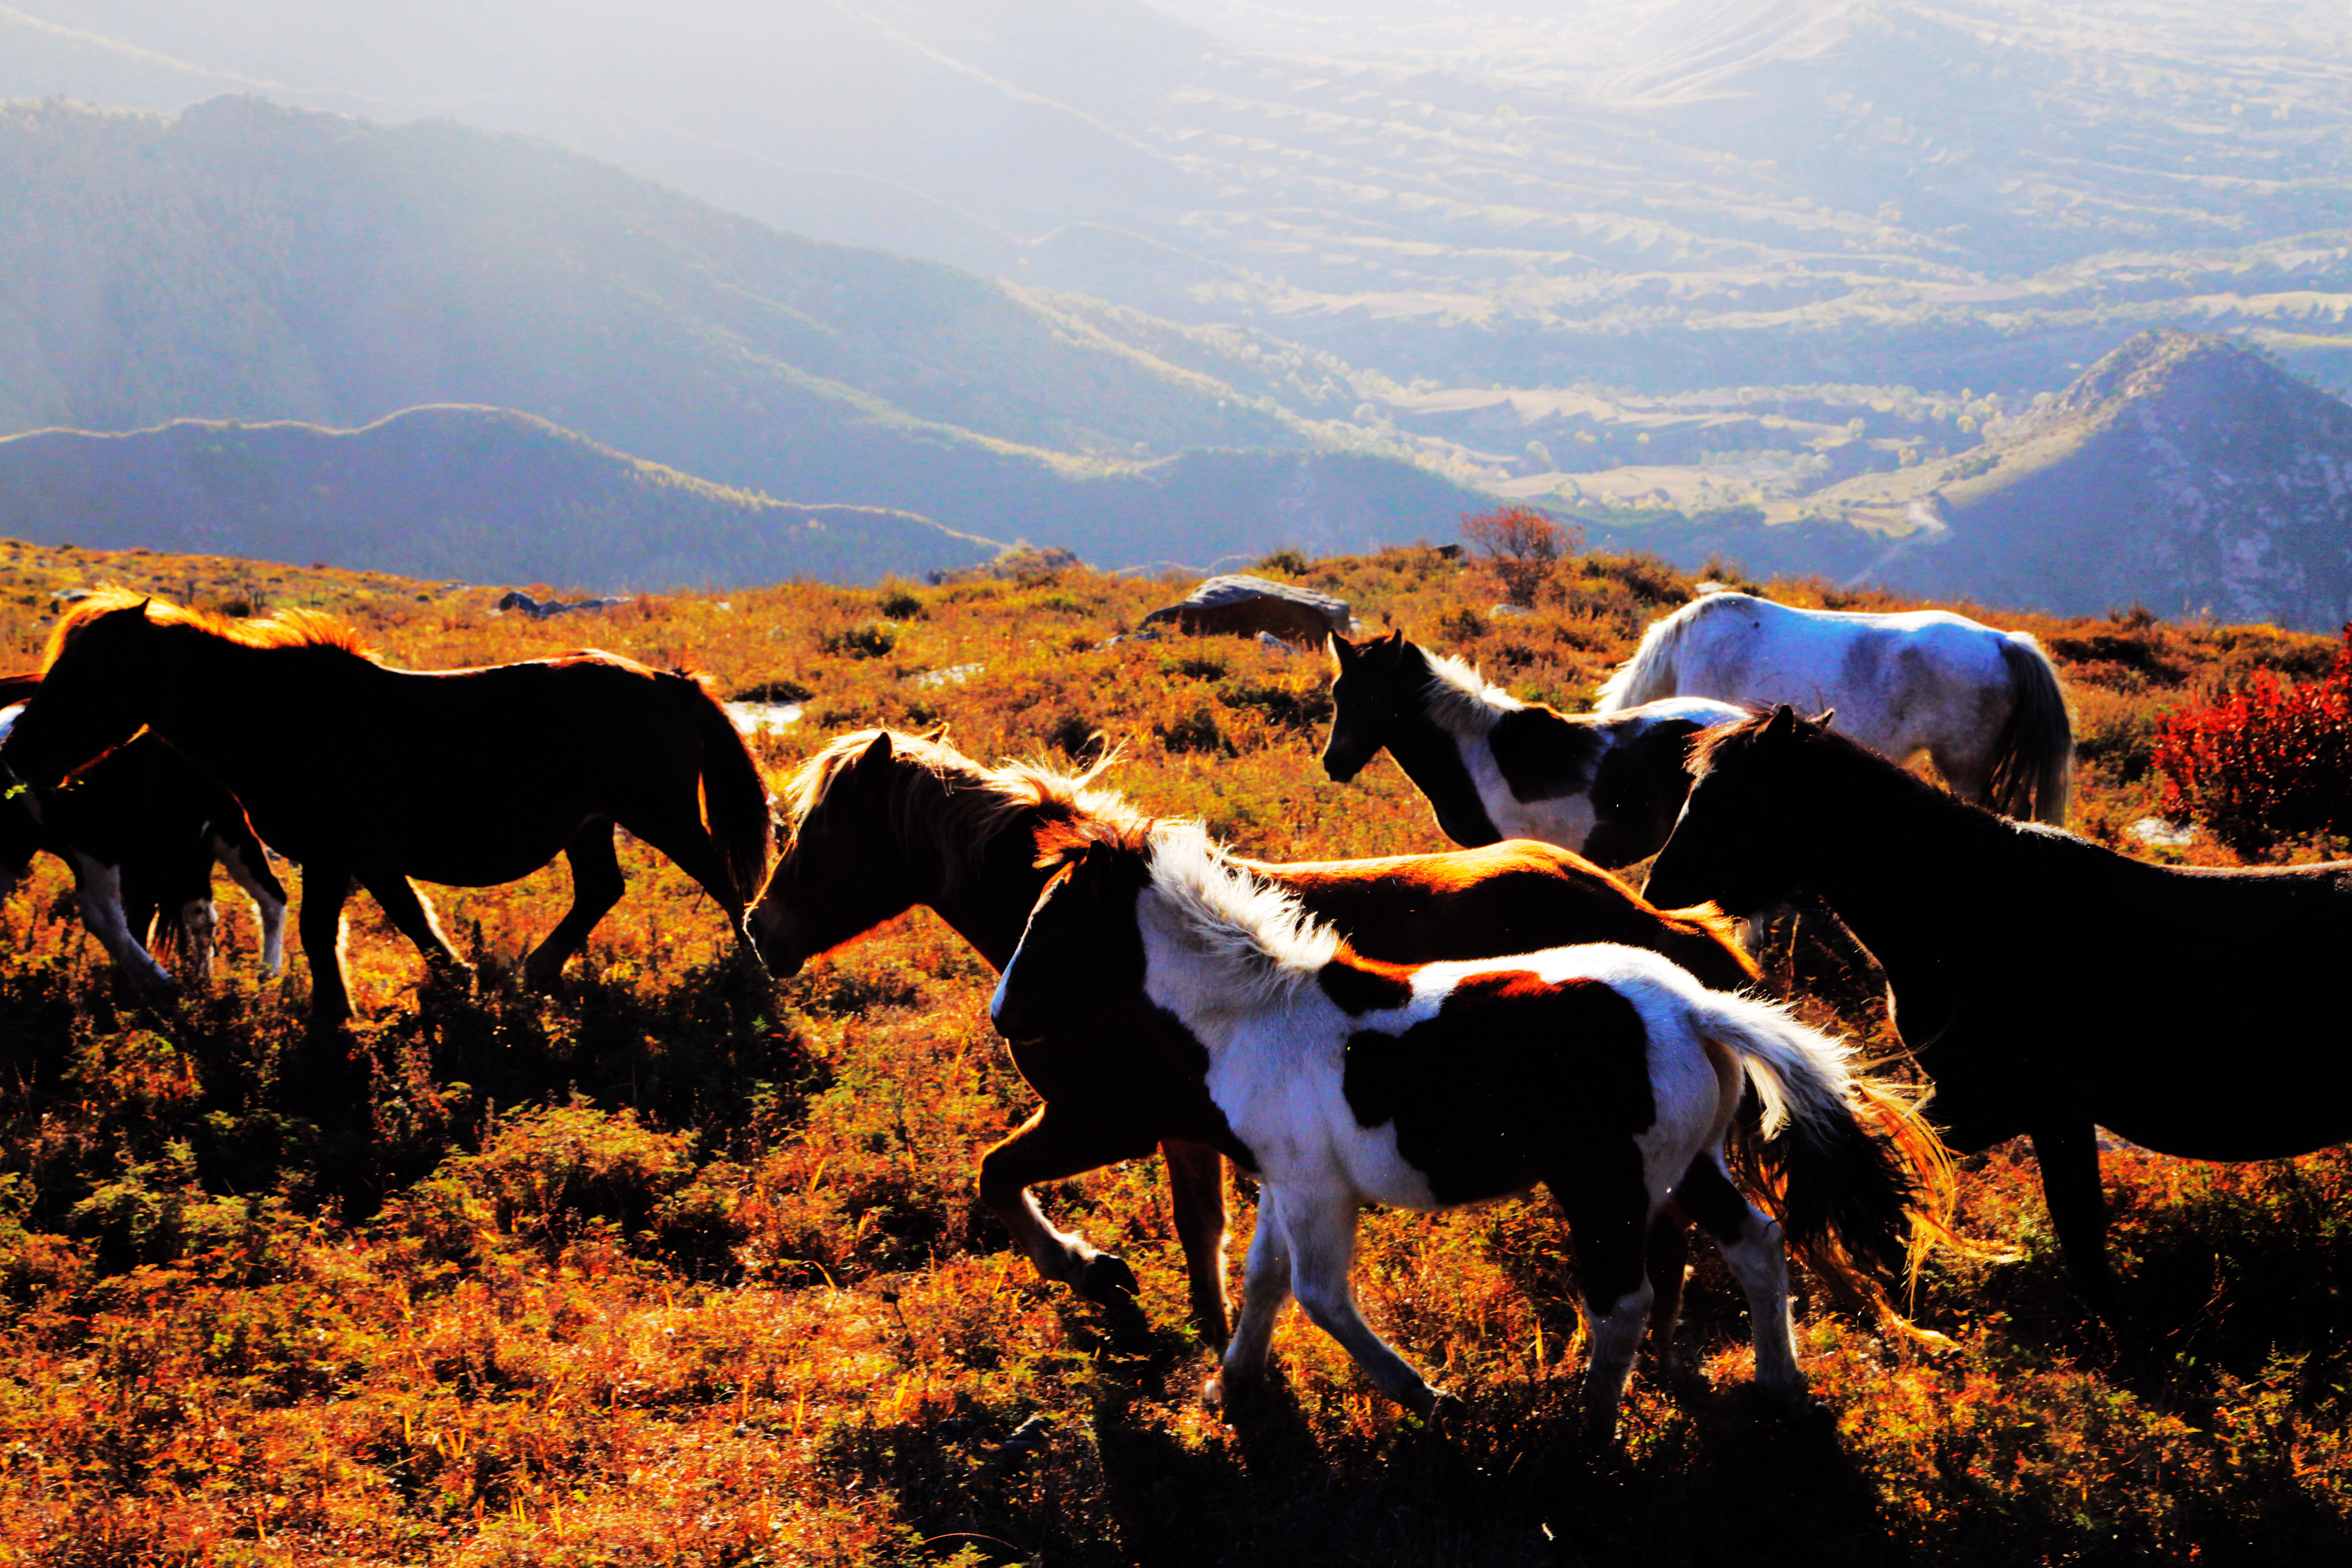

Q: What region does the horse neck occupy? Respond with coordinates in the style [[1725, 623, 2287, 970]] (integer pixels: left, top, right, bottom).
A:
[[1378, 655, 1506, 841], [143, 633, 287, 782], [889, 772, 1054, 970], [1776, 750, 1994, 973]]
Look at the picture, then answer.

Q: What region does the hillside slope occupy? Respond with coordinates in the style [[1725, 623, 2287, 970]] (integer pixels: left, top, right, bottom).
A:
[[0, 95, 1476, 568], [0, 405, 1000, 589]]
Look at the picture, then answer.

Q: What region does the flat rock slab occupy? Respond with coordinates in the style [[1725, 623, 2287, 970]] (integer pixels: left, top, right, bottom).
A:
[[1140, 575, 1349, 646]]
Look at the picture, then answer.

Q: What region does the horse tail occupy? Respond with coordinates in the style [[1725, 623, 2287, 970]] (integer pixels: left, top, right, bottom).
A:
[[679, 678, 773, 908], [1986, 634, 2073, 825], [1698, 990, 1960, 1342], [1595, 596, 1706, 711]]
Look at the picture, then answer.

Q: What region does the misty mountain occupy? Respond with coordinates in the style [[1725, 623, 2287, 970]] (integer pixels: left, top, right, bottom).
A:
[[0, 95, 1483, 570], [10, 0, 2347, 397], [0, 405, 1003, 590], [1624, 333, 2352, 629]]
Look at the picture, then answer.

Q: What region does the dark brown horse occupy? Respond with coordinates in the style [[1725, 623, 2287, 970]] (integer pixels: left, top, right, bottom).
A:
[[1, 593, 770, 1026], [748, 728, 1763, 1346], [1646, 705, 2352, 1322]]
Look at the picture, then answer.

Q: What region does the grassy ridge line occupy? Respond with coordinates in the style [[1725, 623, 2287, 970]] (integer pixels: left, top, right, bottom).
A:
[[0, 544, 2345, 1563]]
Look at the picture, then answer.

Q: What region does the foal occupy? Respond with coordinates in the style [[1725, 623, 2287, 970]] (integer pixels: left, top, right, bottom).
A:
[[1322, 630, 1742, 866], [993, 823, 1941, 1438]]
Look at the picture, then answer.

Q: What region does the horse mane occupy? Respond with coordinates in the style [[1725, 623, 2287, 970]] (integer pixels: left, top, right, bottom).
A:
[[780, 728, 1149, 898], [45, 588, 378, 669], [1596, 592, 1734, 710], [1415, 642, 1524, 739], [1139, 821, 1342, 1010]]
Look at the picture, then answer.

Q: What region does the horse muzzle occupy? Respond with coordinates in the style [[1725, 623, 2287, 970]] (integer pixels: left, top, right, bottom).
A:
[[1320, 748, 1366, 785]]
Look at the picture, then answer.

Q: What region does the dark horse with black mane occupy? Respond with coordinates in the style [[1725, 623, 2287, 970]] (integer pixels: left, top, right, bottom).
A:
[[1646, 706, 2352, 1321], [1, 593, 770, 1026]]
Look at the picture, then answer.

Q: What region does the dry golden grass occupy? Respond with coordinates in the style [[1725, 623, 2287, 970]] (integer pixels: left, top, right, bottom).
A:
[[0, 537, 2345, 1564]]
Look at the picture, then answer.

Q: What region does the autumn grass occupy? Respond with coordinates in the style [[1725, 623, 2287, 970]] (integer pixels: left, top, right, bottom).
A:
[[0, 538, 2346, 1563]]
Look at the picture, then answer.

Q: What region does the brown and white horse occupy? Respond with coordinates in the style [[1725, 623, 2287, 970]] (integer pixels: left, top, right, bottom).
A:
[[1322, 630, 1743, 866], [991, 823, 1945, 1439], [748, 729, 1761, 1345], [0, 593, 769, 1027]]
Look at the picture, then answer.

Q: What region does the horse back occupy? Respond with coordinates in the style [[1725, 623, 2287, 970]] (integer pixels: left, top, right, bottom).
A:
[[1269, 840, 1756, 989]]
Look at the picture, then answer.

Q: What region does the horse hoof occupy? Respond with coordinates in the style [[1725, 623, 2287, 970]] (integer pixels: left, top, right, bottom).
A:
[[1422, 1392, 1467, 1434], [1077, 1251, 1140, 1304]]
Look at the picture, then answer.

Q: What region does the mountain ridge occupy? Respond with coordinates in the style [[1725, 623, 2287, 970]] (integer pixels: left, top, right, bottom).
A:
[[0, 403, 1003, 589]]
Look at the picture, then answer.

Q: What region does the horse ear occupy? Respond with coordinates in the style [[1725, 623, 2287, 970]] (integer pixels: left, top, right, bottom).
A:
[[854, 732, 892, 773], [1812, 708, 1836, 730], [1327, 631, 1357, 668], [1762, 704, 1798, 739]]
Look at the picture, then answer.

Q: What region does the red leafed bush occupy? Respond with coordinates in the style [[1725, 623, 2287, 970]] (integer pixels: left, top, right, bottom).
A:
[[1460, 504, 1583, 606], [2153, 625, 2352, 854]]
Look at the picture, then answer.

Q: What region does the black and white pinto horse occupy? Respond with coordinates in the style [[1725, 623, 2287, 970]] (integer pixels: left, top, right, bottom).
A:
[[992, 821, 1934, 1439], [1597, 591, 2074, 825], [1322, 631, 1745, 867], [0, 685, 285, 991]]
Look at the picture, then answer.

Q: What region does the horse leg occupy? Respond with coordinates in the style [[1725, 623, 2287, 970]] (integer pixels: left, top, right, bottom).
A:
[[213, 831, 287, 972], [1929, 744, 1993, 809], [1642, 1201, 1693, 1371], [521, 821, 626, 989], [298, 864, 357, 1024], [976, 1101, 1158, 1312], [1265, 1186, 1451, 1421], [66, 849, 178, 995], [353, 868, 466, 975], [1163, 1139, 1232, 1348], [1210, 1184, 1294, 1410], [1545, 1153, 1656, 1443], [2032, 1123, 2122, 1326], [1672, 1151, 1805, 1403]]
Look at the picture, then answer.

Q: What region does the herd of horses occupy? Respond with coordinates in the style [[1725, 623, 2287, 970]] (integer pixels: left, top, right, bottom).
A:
[[4, 585, 2347, 1443]]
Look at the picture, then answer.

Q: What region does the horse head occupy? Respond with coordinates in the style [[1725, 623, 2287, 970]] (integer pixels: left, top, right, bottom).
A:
[[991, 837, 1150, 1046], [748, 730, 928, 977], [0, 598, 165, 788], [1320, 628, 1415, 784], [1643, 704, 1829, 916]]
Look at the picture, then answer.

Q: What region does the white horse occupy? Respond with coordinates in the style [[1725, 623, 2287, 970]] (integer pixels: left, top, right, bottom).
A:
[[1596, 591, 2073, 823], [992, 822, 1948, 1442]]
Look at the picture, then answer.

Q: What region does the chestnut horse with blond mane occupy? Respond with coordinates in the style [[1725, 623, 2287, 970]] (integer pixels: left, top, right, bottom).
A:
[[1, 592, 770, 1027], [749, 728, 1835, 1348]]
